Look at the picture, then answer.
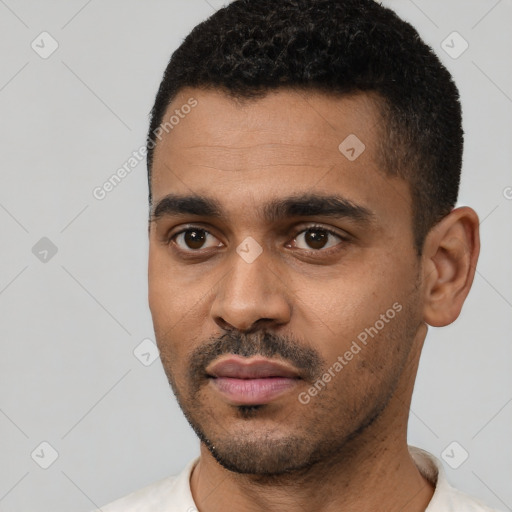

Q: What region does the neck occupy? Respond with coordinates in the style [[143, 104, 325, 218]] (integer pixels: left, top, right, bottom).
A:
[[190, 324, 434, 512]]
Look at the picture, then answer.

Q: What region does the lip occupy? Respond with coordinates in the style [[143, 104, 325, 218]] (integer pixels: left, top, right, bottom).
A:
[[206, 356, 301, 405], [206, 355, 301, 379]]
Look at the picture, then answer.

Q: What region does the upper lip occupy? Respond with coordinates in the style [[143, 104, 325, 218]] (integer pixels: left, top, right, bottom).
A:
[[206, 356, 301, 379]]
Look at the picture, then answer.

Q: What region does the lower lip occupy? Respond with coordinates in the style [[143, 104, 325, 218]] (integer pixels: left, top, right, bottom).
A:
[[210, 377, 299, 405]]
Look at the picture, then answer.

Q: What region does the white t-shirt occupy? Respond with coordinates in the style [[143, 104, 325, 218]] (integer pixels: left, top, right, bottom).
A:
[[94, 446, 500, 511]]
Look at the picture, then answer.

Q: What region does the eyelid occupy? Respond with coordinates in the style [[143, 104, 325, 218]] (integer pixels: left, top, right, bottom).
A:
[[290, 223, 347, 240]]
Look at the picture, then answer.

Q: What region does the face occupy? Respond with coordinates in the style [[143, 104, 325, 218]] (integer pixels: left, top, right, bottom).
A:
[[148, 88, 424, 475]]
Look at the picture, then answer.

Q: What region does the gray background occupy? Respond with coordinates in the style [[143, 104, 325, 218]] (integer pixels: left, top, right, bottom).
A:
[[0, 0, 511, 511]]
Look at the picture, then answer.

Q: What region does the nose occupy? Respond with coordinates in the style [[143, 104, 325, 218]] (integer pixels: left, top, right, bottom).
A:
[[210, 247, 292, 333]]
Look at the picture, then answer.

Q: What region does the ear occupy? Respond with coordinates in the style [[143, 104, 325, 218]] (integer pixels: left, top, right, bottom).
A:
[[421, 206, 480, 327]]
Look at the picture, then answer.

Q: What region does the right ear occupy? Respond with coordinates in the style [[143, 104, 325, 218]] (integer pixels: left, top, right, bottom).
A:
[[420, 207, 480, 327]]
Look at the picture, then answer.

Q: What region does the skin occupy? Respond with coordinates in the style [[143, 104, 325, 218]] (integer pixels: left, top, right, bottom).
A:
[[147, 87, 480, 512]]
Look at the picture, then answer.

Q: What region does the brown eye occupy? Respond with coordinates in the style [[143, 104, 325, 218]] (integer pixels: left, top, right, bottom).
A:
[[173, 228, 221, 251], [304, 229, 329, 249], [292, 227, 343, 251]]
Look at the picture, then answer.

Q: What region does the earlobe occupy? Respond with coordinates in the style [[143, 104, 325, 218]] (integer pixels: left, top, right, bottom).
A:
[[422, 207, 480, 327]]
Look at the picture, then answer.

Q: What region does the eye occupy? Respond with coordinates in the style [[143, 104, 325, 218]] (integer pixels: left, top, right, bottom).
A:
[[289, 226, 345, 251], [171, 227, 222, 251], [167, 224, 346, 255]]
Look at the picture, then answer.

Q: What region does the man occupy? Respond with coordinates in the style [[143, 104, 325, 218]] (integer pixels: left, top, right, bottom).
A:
[[97, 0, 498, 510]]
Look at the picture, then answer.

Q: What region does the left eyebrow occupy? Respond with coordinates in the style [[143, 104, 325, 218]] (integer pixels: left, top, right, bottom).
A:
[[150, 193, 376, 226], [263, 193, 376, 225]]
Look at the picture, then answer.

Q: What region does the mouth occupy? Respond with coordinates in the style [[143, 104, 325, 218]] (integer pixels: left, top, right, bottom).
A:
[[206, 355, 301, 405]]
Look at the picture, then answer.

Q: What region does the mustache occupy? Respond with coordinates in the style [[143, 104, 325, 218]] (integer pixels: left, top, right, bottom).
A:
[[187, 329, 325, 385]]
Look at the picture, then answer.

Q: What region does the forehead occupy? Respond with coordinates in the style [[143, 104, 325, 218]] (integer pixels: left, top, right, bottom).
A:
[[153, 87, 382, 167], [150, 87, 411, 226]]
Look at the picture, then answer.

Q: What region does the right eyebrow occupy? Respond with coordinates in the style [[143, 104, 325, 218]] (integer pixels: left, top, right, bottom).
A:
[[150, 194, 222, 220]]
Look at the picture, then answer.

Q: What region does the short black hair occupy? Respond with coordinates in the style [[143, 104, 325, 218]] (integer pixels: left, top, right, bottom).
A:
[[147, 0, 463, 254]]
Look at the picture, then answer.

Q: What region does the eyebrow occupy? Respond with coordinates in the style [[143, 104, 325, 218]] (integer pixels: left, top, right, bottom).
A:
[[150, 193, 376, 225]]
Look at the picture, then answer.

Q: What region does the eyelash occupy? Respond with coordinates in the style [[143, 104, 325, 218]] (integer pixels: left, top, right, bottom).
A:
[[165, 224, 348, 255]]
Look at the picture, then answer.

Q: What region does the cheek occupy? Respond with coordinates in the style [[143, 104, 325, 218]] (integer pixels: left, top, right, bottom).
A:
[[148, 250, 188, 352], [148, 251, 171, 321], [148, 248, 214, 359], [298, 258, 416, 364], [307, 295, 416, 416], [148, 246, 196, 315], [310, 270, 405, 330]]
